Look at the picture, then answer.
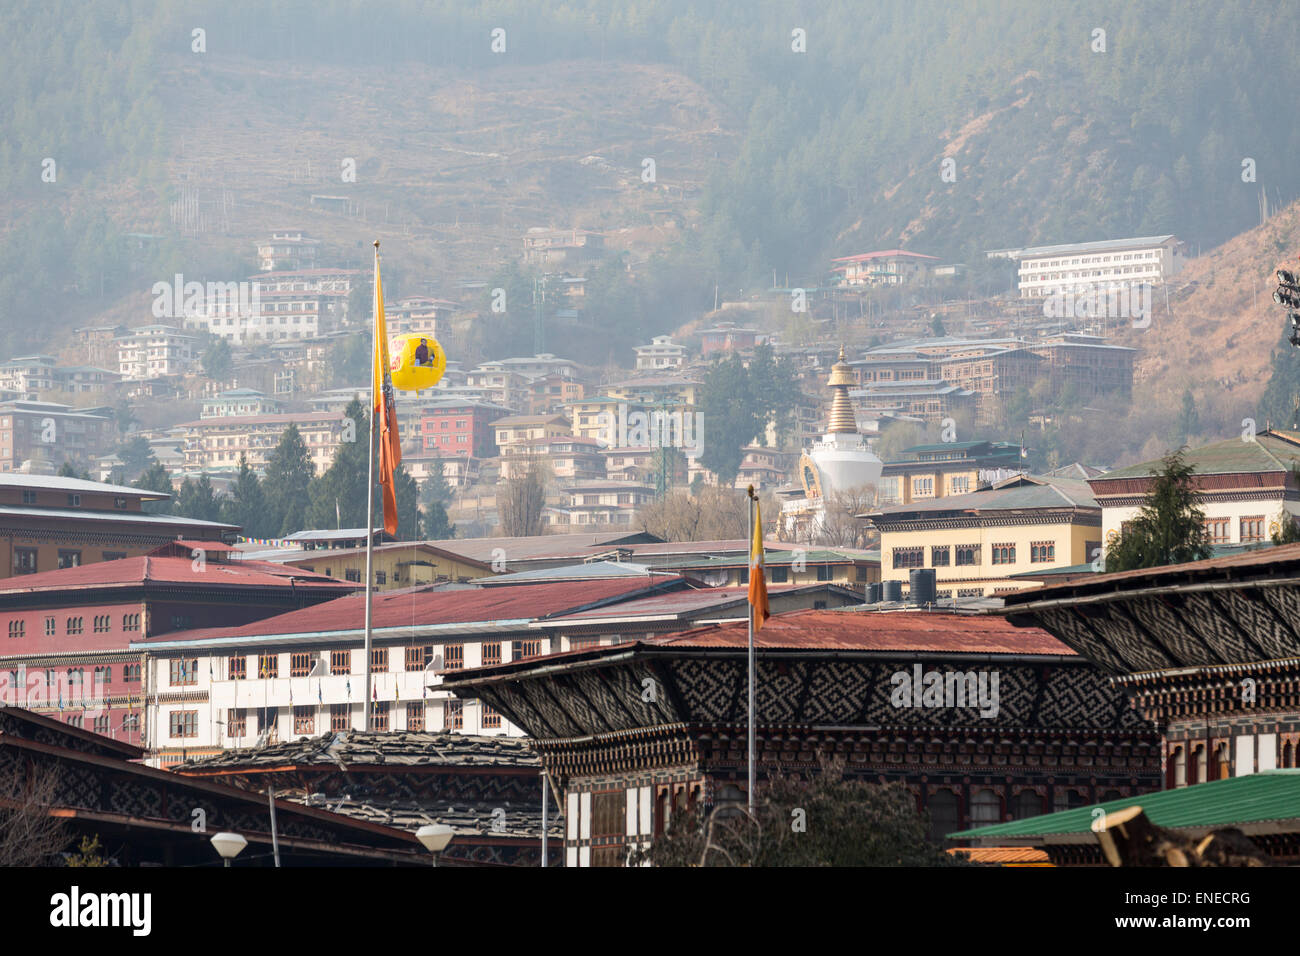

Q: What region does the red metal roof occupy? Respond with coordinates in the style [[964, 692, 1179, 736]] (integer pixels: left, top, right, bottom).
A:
[[0, 555, 350, 595], [648, 608, 1074, 655], [140, 576, 688, 643]]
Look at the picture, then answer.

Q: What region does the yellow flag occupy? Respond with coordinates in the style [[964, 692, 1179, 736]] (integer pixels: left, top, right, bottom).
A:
[[371, 243, 402, 535], [748, 499, 770, 630]]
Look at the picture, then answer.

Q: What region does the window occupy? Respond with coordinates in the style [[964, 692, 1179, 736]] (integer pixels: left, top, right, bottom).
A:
[[170, 614, 192, 629], [258, 654, 278, 678], [113, 497, 127, 510], [950, 475, 970, 494], [169, 710, 198, 738], [103, 551, 126, 561], [290, 653, 313, 677], [229, 656, 247, 680], [512, 639, 543, 661], [990, 543, 1015, 565], [375, 570, 386, 585], [44, 617, 54, 636], [66, 616, 83, 636], [482, 641, 502, 666], [330, 649, 351, 675], [955, 545, 980, 566], [445, 699, 463, 731], [330, 703, 351, 732], [1205, 517, 1231, 544], [930, 546, 950, 566], [1030, 541, 1056, 563], [122, 614, 140, 631], [956, 588, 983, 598], [93, 715, 110, 735], [293, 705, 315, 735], [228, 709, 247, 737], [123, 713, 140, 734], [7, 620, 23, 639], [21, 489, 36, 505], [123, 663, 141, 683], [892, 547, 923, 570], [444, 643, 464, 670], [92, 615, 109, 633], [406, 700, 425, 732], [404, 645, 430, 671], [14, 548, 37, 574], [370, 647, 388, 673], [770, 566, 789, 583], [66, 715, 83, 729], [911, 477, 934, 497], [483, 702, 501, 729], [57, 550, 81, 569], [371, 701, 389, 732], [170, 659, 197, 686], [345, 568, 362, 583], [1241, 516, 1265, 544], [67, 494, 81, 507]]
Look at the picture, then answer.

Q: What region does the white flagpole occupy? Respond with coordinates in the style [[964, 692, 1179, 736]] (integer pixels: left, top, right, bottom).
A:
[[747, 486, 756, 817], [363, 240, 379, 731]]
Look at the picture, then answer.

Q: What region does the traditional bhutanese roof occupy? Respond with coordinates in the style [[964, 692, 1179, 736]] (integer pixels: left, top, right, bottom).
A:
[[950, 771, 1300, 842], [419, 531, 659, 564], [133, 575, 690, 649], [867, 475, 1098, 521], [831, 250, 939, 262], [1093, 429, 1300, 482], [658, 548, 877, 570], [182, 730, 540, 772], [0, 505, 237, 532], [531, 584, 858, 627], [1002, 234, 1177, 260], [276, 540, 494, 572], [475, 561, 661, 584], [0, 554, 351, 598]]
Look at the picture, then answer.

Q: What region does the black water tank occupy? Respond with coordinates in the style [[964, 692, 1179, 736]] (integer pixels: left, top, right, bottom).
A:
[[881, 579, 903, 603], [909, 568, 937, 605], [865, 582, 881, 604]]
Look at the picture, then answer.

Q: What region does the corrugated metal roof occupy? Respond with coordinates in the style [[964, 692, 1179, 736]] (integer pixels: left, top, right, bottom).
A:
[[951, 770, 1300, 840], [477, 561, 660, 584], [1094, 430, 1300, 481], [869, 476, 1097, 518], [135, 575, 687, 645], [0, 555, 348, 595]]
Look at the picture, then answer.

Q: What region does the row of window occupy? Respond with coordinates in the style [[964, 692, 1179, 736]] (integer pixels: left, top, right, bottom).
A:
[[7, 611, 141, 637], [171, 699, 500, 738], [204, 641, 544, 685], [891, 541, 1061, 570]]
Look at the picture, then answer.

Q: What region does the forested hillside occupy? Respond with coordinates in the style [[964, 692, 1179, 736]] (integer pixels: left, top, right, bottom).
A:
[[4, 0, 1300, 361]]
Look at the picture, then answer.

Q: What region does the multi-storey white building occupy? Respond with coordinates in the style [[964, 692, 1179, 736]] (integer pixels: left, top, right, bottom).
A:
[[115, 325, 199, 380], [183, 269, 361, 345], [257, 230, 320, 272], [177, 411, 348, 474], [995, 235, 1188, 299], [634, 335, 686, 371], [132, 574, 705, 765]]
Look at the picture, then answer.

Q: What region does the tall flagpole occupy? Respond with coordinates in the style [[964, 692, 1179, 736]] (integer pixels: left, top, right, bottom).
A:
[[362, 240, 379, 731], [747, 485, 756, 816]]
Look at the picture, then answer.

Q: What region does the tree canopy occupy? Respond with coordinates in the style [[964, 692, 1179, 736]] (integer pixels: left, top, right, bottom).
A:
[[1105, 448, 1212, 572]]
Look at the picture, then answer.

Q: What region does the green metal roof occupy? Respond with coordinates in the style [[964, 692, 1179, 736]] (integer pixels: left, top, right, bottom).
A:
[[950, 770, 1300, 842], [1098, 430, 1300, 481], [659, 549, 877, 570]]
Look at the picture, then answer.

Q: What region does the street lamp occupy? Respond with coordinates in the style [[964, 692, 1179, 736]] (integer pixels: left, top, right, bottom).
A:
[[210, 832, 247, 868], [415, 823, 454, 866]]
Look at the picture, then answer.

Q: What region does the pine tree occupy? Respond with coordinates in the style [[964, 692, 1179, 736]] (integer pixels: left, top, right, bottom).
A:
[[176, 474, 222, 523], [1105, 449, 1212, 572], [1175, 388, 1200, 445], [306, 398, 370, 530], [263, 423, 314, 537], [222, 455, 269, 537], [132, 461, 174, 514]]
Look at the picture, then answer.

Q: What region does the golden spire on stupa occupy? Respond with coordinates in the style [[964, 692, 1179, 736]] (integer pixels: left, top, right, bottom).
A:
[[826, 344, 857, 434]]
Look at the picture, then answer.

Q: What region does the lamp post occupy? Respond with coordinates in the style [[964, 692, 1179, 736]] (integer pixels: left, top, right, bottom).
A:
[[415, 823, 454, 867], [210, 832, 247, 868]]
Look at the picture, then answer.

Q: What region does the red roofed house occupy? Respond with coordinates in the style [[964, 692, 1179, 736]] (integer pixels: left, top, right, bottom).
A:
[[441, 606, 1161, 866], [831, 249, 940, 287], [0, 540, 356, 748]]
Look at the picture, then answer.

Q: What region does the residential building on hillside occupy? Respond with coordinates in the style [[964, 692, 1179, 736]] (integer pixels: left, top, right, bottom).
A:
[[698, 322, 770, 356], [993, 234, 1188, 299], [548, 481, 656, 527], [0, 400, 115, 474], [1089, 428, 1300, 549], [830, 249, 940, 287], [420, 400, 511, 459], [865, 474, 1103, 599], [878, 440, 1026, 505], [182, 269, 360, 344], [178, 411, 348, 475], [634, 335, 687, 371], [115, 325, 198, 380], [500, 435, 604, 481], [387, 296, 457, 338], [200, 388, 284, 418], [249, 541, 493, 589], [74, 325, 127, 372], [1026, 333, 1136, 401], [850, 379, 977, 424], [0, 540, 352, 745], [491, 414, 572, 453], [522, 228, 604, 266], [257, 230, 320, 272]]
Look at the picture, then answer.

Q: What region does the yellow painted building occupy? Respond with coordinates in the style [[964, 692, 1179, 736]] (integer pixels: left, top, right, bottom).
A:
[[864, 475, 1101, 598], [283, 542, 494, 590]]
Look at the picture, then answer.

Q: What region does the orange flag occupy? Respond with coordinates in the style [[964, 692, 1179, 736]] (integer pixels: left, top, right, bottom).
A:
[[748, 498, 770, 630], [372, 243, 402, 535]]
